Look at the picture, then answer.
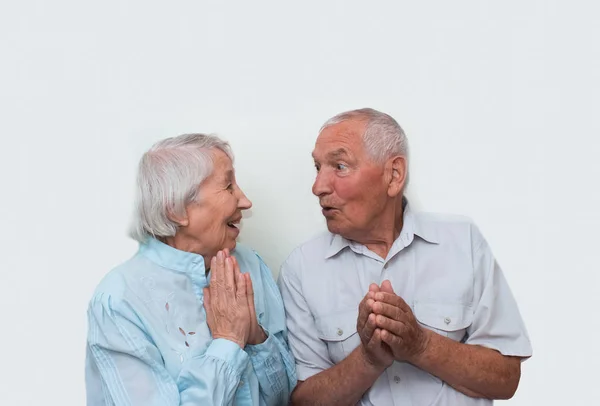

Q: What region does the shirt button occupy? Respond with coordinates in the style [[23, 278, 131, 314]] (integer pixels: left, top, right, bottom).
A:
[[337, 328, 344, 336], [393, 375, 401, 383], [444, 317, 451, 324]]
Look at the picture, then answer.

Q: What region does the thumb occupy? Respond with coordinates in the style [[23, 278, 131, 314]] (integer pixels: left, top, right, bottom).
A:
[[380, 280, 395, 294], [203, 288, 211, 308]]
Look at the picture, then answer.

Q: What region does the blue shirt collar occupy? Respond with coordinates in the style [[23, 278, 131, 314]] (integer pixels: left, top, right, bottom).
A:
[[139, 237, 207, 274]]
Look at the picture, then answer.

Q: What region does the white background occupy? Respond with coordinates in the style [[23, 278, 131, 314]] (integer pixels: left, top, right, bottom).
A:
[[1, 1, 598, 405]]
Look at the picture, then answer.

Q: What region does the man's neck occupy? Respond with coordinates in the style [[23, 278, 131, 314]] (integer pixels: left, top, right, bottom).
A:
[[354, 197, 405, 259]]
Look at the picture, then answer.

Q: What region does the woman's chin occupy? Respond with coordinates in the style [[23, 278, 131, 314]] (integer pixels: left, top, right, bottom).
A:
[[225, 239, 237, 252]]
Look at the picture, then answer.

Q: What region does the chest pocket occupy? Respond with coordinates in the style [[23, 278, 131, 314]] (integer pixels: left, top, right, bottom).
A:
[[314, 309, 361, 364], [413, 301, 473, 342]]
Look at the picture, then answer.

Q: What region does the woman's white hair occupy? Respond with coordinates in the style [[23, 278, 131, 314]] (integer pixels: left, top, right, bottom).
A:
[[129, 133, 233, 243], [320, 107, 409, 186]]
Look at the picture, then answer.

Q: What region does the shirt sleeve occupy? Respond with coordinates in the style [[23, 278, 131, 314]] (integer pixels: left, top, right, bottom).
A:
[[465, 225, 533, 358], [86, 293, 249, 406], [244, 254, 297, 405], [277, 251, 334, 381]]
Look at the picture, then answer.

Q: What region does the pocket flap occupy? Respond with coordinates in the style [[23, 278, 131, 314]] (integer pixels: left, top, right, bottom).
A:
[[314, 309, 358, 341], [414, 302, 473, 332]]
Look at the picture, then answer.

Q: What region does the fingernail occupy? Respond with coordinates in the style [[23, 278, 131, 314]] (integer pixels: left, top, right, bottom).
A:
[[218, 251, 223, 260]]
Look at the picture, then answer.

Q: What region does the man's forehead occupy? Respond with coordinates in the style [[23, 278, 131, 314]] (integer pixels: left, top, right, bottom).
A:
[[313, 121, 365, 158]]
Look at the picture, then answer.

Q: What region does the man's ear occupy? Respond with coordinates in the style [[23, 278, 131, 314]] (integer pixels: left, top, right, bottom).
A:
[[387, 156, 407, 198], [167, 208, 189, 227]]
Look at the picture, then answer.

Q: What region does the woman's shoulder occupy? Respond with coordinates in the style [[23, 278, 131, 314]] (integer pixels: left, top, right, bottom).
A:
[[88, 254, 151, 306]]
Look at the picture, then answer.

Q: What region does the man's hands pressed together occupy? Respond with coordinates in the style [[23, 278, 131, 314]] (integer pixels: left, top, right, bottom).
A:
[[357, 280, 430, 366]]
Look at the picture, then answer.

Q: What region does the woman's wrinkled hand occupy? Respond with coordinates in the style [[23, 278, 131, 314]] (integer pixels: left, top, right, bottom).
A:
[[228, 254, 267, 345], [203, 250, 251, 348]]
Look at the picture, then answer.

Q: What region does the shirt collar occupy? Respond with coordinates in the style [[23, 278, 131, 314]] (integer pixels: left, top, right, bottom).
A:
[[138, 237, 206, 274], [325, 198, 439, 259]]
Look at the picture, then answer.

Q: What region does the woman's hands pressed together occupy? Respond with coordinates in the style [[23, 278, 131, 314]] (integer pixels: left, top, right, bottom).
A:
[[203, 249, 266, 348]]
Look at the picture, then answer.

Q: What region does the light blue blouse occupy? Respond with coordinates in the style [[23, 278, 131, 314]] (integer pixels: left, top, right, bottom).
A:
[[85, 238, 297, 405]]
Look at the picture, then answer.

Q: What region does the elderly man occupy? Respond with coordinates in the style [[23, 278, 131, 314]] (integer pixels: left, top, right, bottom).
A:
[[278, 108, 532, 405]]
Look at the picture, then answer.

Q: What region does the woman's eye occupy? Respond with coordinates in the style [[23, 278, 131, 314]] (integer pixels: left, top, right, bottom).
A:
[[226, 184, 234, 191]]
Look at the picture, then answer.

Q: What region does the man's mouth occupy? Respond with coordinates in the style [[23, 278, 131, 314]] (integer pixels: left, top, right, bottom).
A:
[[321, 206, 337, 215]]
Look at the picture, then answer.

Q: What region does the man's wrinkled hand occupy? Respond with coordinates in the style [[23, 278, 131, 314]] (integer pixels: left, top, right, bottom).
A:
[[357, 283, 394, 370], [371, 280, 430, 363]]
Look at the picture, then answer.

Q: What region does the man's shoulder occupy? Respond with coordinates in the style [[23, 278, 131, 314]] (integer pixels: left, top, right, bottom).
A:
[[413, 210, 484, 245], [281, 232, 332, 270], [415, 210, 475, 227]]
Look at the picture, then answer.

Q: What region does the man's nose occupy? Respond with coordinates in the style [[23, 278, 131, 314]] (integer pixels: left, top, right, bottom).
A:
[[312, 170, 332, 197]]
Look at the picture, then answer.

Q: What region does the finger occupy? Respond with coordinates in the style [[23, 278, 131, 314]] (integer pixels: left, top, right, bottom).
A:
[[223, 248, 230, 258], [224, 257, 236, 294], [369, 283, 380, 293], [209, 256, 220, 300], [380, 328, 403, 349], [380, 280, 395, 294], [231, 255, 242, 278], [245, 273, 254, 300], [210, 256, 218, 284], [362, 313, 377, 342], [245, 273, 257, 318], [357, 293, 373, 330], [372, 301, 405, 321], [368, 328, 385, 350], [374, 292, 411, 313], [375, 314, 407, 337], [236, 272, 247, 301], [203, 287, 211, 310], [214, 251, 226, 286]]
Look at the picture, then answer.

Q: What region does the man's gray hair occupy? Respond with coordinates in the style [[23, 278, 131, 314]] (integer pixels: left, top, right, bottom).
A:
[[320, 107, 410, 187], [320, 108, 409, 164], [129, 133, 233, 243]]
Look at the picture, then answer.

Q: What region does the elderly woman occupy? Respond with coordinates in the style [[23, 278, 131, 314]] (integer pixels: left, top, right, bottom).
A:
[[85, 134, 296, 405]]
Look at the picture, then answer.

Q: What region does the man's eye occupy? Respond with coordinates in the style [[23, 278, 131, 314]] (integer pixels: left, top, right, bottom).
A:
[[315, 164, 320, 172], [336, 163, 347, 171]]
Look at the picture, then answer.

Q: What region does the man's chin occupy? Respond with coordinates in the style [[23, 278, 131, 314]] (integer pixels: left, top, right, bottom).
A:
[[325, 220, 342, 235]]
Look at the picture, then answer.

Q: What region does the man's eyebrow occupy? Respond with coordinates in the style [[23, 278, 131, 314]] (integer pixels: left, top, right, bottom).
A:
[[312, 148, 349, 161], [327, 148, 349, 159]]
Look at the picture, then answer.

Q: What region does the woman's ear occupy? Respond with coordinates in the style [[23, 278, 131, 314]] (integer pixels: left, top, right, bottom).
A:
[[387, 156, 407, 198], [167, 209, 189, 227]]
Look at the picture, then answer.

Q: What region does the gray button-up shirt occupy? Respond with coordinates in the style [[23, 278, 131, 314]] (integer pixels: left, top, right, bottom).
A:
[[278, 204, 532, 405]]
